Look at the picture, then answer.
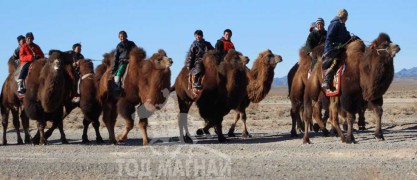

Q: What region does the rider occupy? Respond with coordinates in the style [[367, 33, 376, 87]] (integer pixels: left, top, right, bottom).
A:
[[110, 31, 136, 91], [12, 35, 26, 68], [18, 32, 45, 94], [215, 29, 235, 55], [186, 30, 214, 89], [305, 18, 327, 74], [69, 43, 85, 61], [321, 9, 358, 90]]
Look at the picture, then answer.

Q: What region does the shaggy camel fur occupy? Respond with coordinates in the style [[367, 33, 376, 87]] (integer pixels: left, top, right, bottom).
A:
[[174, 49, 248, 143], [303, 33, 400, 144], [1, 57, 31, 145], [98, 47, 172, 145], [227, 49, 282, 137], [23, 50, 75, 145]]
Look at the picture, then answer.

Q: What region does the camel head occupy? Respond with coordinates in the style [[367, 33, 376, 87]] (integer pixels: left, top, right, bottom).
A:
[[149, 49, 173, 69], [370, 33, 401, 58], [223, 49, 248, 66], [258, 49, 283, 68], [78, 59, 94, 76], [48, 50, 73, 71]]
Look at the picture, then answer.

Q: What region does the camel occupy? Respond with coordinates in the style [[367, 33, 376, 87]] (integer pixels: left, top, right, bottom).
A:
[[303, 33, 400, 144], [174, 49, 249, 143], [227, 49, 283, 137], [23, 50, 75, 145], [61, 59, 104, 144], [287, 46, 331, 137], [1, 57, 31, 145], [97, 47, 173, 145]]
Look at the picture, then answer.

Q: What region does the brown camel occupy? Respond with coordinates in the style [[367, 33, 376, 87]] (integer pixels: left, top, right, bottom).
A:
[[227, 49, 283, 137], [287, 46, 330, 137], [303, 33, 400, 144], [174, 49, 249, 143], [98, 47, 173, 145], [23, 50, 75, 145], [1, 57, 31, 145], [62, 59, 104, 144]]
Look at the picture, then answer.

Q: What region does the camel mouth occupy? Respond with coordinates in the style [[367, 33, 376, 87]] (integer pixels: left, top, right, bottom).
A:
[[390, 43, 401, 58], [53, 59, 61, 70], [274, 55, 283, 64]]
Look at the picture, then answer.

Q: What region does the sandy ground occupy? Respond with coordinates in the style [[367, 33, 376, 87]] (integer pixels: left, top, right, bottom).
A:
[[0, 79, 417, 179]]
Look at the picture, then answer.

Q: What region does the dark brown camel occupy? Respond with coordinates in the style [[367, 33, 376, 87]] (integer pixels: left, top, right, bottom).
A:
[[303, 33, 400, 144], [1, 57, 31, 145], [227, 49, 283, 137], [174, 49, 249, 143], [61, 59, 104, 144], [23, 50, 75, 145], [98, 47, 173, 145]]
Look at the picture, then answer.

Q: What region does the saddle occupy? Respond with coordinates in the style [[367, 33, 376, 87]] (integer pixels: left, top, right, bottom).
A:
[[322, 59, 345, 97]]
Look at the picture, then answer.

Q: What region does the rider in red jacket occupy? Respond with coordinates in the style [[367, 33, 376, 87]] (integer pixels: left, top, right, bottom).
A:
[[17, 32, 44, 94]]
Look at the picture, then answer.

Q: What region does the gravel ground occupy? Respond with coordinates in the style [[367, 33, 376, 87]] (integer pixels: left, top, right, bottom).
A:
[[0, 91, 416, 179]]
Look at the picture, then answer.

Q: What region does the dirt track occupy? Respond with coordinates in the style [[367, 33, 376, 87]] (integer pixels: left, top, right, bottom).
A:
[[0, 88, 417, 179]]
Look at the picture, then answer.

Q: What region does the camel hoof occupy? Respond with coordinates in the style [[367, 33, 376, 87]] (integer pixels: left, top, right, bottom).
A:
[[302, 138, 311, 144], [322, 129, 330, 137], [117, 134, 127, 142], [17, 139, 24, 145], [82, 139, 90, 144], [313, 124, 320, 133], [40, 139, 48, 145], [242, 133, 252, 138], [218, 136, 228, 143], [290, 130, 298, 137], [96, 137, 104, 144], [25, 136, 32, 144], [2, 141, 7, 145], [62, 139, 69, 144], [359, 126, 366, 131], [228, 132, 236, 137], [196, 129, 204, 136], [143, 140, 149, 146], [375, 135, 385, 141]]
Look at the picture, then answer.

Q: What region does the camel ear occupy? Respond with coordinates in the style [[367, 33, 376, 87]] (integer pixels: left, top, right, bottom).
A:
[[370, 43, 375, 49]]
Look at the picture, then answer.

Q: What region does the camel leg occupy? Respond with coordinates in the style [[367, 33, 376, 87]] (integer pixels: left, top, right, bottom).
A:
[[358, 108, 366, 131], [103, 103, 117, 145], [117, 117, 133, 143], [241, 111, 251, 138], [177, 97, 193, 143], [92, 120, 104, 144], [11, 109, 23, 144], [20, 109, 31, 144], [82, 119, 91, 144], [329, 97, 345, 143], [370, 98, 384, 141], [227, 111, 240, 137], [138, 118, 149, 145], [345, 112, 356, 144], [58, 121, 68, 144], [312, 100, 329, 136], [290, 103, 301, 137], [215, 118, 227, 143], [1, 108, 9, 145], [302, 98, 313, 144], [37, 120, 47, 145]]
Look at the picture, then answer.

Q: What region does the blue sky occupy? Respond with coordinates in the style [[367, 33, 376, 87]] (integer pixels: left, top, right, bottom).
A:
[[1, 1, 416, 84]]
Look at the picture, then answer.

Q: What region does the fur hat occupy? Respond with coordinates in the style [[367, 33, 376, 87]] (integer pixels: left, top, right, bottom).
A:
[[194, 30, 203, 36], [26, 32, 34, 40], [316, 18, 324, 25], [17, 35, 25, 42]]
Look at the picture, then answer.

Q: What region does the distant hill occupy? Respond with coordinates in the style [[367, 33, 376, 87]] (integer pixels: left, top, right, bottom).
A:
[[394, 67, 417, 78], [273, 67, 417, 86]]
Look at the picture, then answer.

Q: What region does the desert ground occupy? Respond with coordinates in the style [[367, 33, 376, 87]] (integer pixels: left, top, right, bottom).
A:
[[0, 78, 416, 179]]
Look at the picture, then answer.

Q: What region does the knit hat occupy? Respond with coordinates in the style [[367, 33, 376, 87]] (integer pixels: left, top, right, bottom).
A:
[[26, 32, 34, 40], [316, 18, 324, 25]]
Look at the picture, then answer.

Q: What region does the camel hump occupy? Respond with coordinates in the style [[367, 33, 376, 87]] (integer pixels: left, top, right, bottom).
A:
[[130, 46, 147, 62]]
